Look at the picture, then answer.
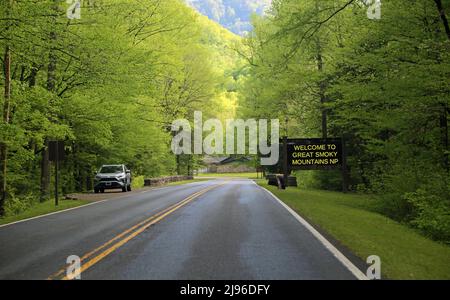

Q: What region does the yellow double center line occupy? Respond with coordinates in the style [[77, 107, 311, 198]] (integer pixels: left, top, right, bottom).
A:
[[48, 182, 227, 280]]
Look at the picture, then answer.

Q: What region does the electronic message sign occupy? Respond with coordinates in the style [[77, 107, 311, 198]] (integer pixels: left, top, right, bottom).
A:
[[286, 138, 343, 170]]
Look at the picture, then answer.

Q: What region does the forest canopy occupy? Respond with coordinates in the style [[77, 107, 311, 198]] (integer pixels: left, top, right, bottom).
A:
[[0, 0, 242, 215], [237, 0, 450, 242]]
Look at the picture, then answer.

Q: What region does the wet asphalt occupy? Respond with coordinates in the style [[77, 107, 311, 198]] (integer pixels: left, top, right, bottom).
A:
[[0, 179, 356, 280]]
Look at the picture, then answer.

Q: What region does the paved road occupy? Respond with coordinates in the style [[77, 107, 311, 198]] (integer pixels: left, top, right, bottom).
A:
[[0, 179, 358, 280]]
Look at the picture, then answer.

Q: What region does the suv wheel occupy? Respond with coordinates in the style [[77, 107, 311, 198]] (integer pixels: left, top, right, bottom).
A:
[[127, 185, 132, 192], [94, 188, 99, 194], [122, 186, 127, 192]]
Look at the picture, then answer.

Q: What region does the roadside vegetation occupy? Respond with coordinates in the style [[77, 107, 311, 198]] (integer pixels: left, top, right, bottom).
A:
[[0, 0, 243, 216], [131, 176, 145, 190], [258, 181, 450, 280], [239, 0, 450, 244]]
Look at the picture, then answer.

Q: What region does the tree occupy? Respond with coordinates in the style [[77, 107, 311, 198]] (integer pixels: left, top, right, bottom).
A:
[[0, 0, 12, 216], [238, 0, 450, 241], [0, 0, 244, 215]]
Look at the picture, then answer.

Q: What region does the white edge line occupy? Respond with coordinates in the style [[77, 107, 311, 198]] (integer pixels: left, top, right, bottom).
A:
[[0, 181, 214, 229], [255, 182, 368, 280], [0, 199, 109, 229]]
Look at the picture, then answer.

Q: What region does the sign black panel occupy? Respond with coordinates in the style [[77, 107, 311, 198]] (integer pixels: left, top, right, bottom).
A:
[[286, 138, 343, 170], [49, 141, 65, 162]]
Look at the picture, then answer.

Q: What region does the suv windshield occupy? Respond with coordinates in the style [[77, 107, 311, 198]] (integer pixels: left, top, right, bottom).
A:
[[99, 166, 123, 174]]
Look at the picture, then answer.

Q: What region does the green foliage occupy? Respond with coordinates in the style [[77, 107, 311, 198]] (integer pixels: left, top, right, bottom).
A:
[[239, 0, 450, 242], [0, 0, 242, 212], [132, 176, 145, 189], [4, 193, 37, 217], [259, 181, 450, 279], [294, 170, 342, 191], [404, 188, 450, 243]]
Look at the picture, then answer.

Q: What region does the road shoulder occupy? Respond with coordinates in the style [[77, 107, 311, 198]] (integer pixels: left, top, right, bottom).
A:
[[256, 182, 368, 280]]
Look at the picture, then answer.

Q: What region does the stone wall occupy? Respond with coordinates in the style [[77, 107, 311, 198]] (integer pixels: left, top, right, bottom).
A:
[[144, 175, 194, 187]]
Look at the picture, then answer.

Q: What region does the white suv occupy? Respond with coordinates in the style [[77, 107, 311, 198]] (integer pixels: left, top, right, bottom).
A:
[[94, 164, 132, 193]]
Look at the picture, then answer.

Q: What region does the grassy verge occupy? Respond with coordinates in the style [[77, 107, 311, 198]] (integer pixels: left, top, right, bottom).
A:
[[0, 199, 90, 226], [257, 180, 450, 280], [197, 172, 260, 179]]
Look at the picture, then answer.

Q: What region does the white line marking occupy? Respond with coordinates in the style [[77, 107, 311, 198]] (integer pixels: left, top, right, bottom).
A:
[[255, 182, 368, 280], [0, 199, 110, 229], [0, 181, 214, 229]]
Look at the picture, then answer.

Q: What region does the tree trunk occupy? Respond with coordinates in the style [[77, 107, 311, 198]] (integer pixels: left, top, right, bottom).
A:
[[0, 0, 13, 216], [28, 63, 38, 88], [315, 1, 327, 139], [434, 0, 450, 39], [40, 142, 50, 201], [47, 31, 57, 92], [440, 103, 449, 171], [434, 0, 450, 171], [176, 155, 181, 175], [0, 46, 12, 216], [316, 41, 327, 139], [40, 2, 58, 200]]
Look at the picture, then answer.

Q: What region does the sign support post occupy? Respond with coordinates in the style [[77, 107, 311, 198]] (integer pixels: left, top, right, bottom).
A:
[[283, 136, 288, 190], [55, 141, 59, 206]]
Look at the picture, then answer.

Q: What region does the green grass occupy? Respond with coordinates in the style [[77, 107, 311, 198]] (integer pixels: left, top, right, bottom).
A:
[[0, 199, 90, 226], [257, 180, 450, 280], [197, 172, 260, 179], [132, 175, 145, 189]]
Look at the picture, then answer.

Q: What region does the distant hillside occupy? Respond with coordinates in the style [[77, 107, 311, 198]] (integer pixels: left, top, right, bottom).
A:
[[185, 0, 272, 35], [193, 11, 245, 121]]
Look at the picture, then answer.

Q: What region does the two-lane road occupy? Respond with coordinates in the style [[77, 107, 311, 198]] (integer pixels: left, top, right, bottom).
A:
[[0, 179, 362, 280]]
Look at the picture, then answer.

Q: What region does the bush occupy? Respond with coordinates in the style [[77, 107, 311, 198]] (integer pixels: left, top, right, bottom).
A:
[[132, 175, 145, 189], [294, 170, 342, 191], [294, 171, 316, 189], [404, 189, 450, 244], [4, 193, 38, 217], [375, 160, 450, 243]]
